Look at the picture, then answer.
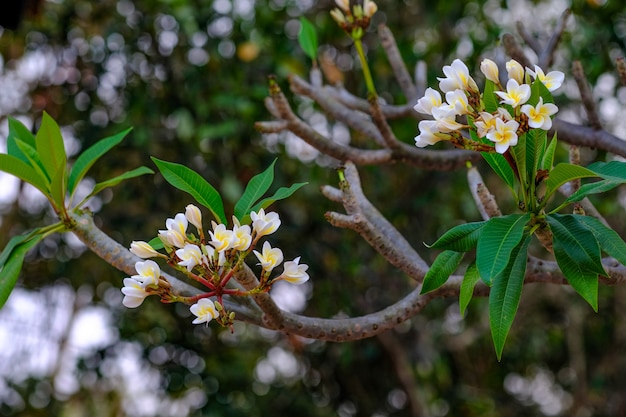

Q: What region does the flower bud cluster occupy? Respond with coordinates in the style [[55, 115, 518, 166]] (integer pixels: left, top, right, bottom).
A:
[[414, 58, 563, 154], [330, 0, 378, 39], [122, 204, 309, 327]]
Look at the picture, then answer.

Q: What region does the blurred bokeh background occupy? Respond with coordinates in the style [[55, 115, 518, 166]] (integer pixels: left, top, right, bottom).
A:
[[0, 0, 625, 416]]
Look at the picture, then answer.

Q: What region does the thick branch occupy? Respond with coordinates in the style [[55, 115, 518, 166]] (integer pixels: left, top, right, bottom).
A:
[[552, 119, 626, 157]]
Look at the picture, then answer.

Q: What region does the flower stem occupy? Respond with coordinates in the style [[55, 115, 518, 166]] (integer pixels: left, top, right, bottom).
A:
[[354, 38, 377, 96]]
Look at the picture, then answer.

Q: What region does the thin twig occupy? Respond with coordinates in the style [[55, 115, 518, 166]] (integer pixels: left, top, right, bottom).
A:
[[378, 24, 419, 100], [502, 34, 533, 68], [539, 9, 572, 68], [515, 21, 542, 55], [572, 60, 602, 130]]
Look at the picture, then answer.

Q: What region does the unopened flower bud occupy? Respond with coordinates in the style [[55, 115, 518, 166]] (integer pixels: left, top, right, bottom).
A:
[[185, 204, 203, 230], [130, 241, 160, 258], [480, 58, 499, 84], [506, 59, 524, 84]]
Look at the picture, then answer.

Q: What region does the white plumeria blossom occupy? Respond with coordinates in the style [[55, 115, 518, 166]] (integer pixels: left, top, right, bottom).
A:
[[480, 58, 500, 84], [130, 241, 159, 258], [158, 213, 188, 248], [190, 298, 219, 325], [526, 65, 565, 92], [445, 89, 470, 115], [253, 241, 284, 272], [185, 204, 203, 230], [486, 118, 520, 154], [506, 59, 525, 84], [415, 120, 444, 148], [175, 244, 204, 272], [250, 209, 281, 237], [521, 97, 558, 130], [131, 260, 161, 287], [209, 222, 235, 252], [495, 79, 531, 107], [431, 106, 464, 131], [278, 257, 310, 284], [413, 87, 442, 115], [232, 221, 252, 251], [121, 278, 150, 308], [475, 108, 513, 138], [438, 59, 478, 92]]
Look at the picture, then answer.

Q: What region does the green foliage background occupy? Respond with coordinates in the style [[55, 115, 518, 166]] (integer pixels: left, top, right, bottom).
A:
[[0, 0, 625, 416]]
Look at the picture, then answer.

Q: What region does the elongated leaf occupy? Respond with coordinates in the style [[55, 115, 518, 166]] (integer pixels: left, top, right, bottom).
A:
[[0, 228, 44, 267], [460, 261, 480, 316], [540, 132, 558, 171], [545, 163, 599, 201], [477, 213, 530, 285], [49, 163, 67, 210], [511, 132, 527, 186], [152, 158, 226, 224], [147, 236, 165, 251], [68, 127, 133, 196], [586, 160, 626, 181], [36, 112, 67, 180], [0, 154, 50, 195], [531, 128, 547, 173], [489, 234, 531, 360], [84, 167, 154, 202], [577, 215, 626, 266], [565, 179, 622, 204], [547, 214, 606, 310], [0, 234, 44, 309], [15, 138, 51, 183], [7, 118, 36, 164], [298, 17, 318, 61], [528, 78, 554, 107], [428, 221, 486, 252], [234, 159, 277, 220], [481, 152, 516, 192], [421, 250, 464, 294], [245, 182, 308, 224], [483, 80, 498, 113]]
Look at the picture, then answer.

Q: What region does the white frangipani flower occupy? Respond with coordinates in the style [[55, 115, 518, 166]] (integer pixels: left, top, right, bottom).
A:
[[250, 209, 281, 237], [495, 79, 531, 107], [190, 298, 219, 325], [232, 219, 252, 251], [121, 278, 150, 308], [176, 244, 204, 272], [486, 118, 520, 154], [130, 241, 160, 258], [413, 87, 442, 115], [431, 106, 464, 132], [209, 222, 234, 252], [526, 65, 564, 92], [415, 120, 444, 148], [445, 89, 470, 115], [278, 257, 310, 284], [437, 59, 478, 93], [480, 58, 500, 84], [521, 97, 558, 130], [131, 260, 161, 287], [158, 213, 188, 248], [506, 59, 524, 84], [253, 241, 284, 272]]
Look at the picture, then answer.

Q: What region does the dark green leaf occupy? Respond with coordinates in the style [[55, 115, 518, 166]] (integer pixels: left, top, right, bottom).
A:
[[577, 215, 626, 266], [481, 152, 516, 192], [477, 213, 531, 285], [421, 250, 464, 294], [152, 158, 226, 224], [0, 234, 44, 310], [489, 234, 531, 360], [244, 182, 308, 224], [547, 214, 606, 310], [14, 138, 51, 183], [565, 179, 622, 204], [428, 221, 486, 252], [68, 127, 133, 196], [7, 118, 36, 164], [511, 132, 527, 186], [35, 112, 67, 181], [0, 154, 50, 196], [234, 159, 276, 221], [298, 17, 318, 61], [460, 261, 480, 316], [545, 163, 599, 201], [540, 132, 558, 171], [483, 80, 498, 113], [586, 160, 626, 181]]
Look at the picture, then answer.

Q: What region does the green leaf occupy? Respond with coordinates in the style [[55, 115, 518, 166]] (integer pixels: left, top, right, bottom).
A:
[[547, 214, 606, 311], [428, 221, 486, 252], [483, 80, 499, 113], [68, 127, 133, 196], [147, 236, 165, 251], [0, 233, 44, 310], [421, 250, 464, 294], [460, 261, 480, 316], [544, 163, 599, 201], [245, 182, 308, 224], [298, 17, 318, 61], [489, 234, 531, 360], [586, 160, 626, 180], [50, 163, 67, 210], [82, 167, 154, 203], [14, 138, 51, 183], [577, 215, 626, 266], [477, 213, 531, 285], [481, 152, 516, 192], [540, 132, 558, 171], [0, 154, 50, 196], [152, 158, 226, 224], [528, 78, 554, 107], [7, 118, 36, 164], [234, 159, 277, 221], [564, 179, 623, 204], [35, 112, 67, 181], [511, 132, 527, 186]]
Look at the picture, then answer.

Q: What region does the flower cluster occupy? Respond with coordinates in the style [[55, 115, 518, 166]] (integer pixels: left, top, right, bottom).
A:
[[330, 0, 378, 39], [414, 58, 563, 154], [122, 204, 309, 327]]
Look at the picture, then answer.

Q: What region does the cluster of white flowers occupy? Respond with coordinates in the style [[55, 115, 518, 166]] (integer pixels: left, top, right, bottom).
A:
[[414, 58, 563, 154], [121, 204, 309, 326]]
